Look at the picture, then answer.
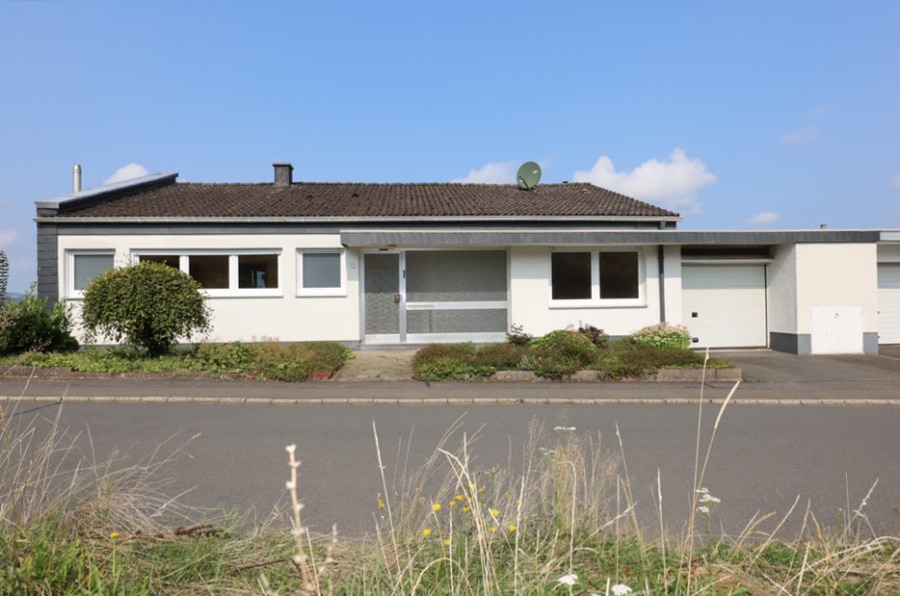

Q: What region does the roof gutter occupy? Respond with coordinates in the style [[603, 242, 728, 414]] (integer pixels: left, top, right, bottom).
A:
[[33, 214, 682, 225]]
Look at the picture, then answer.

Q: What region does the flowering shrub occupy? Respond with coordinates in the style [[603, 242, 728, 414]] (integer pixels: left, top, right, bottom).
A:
[[629, 322, 691, 350]]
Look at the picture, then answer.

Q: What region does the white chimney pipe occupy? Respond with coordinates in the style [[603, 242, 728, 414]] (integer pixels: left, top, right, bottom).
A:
[[73, 164, 82, 193]]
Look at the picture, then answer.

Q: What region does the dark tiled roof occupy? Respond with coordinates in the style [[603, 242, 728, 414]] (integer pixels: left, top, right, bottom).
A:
[[55, 181, 679, 219]]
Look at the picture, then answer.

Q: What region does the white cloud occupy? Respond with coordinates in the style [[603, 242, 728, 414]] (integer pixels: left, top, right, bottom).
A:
[[572, 148, 716, 213], [453, 161, 517, 184], [749, 211, 780, 225], [0, 229, 19, 247], [104, 163, 150, 185], [780, 126, 821, 145]]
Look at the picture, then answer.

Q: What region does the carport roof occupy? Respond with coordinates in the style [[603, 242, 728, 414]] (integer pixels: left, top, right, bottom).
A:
[[339, 229, 882, 246]]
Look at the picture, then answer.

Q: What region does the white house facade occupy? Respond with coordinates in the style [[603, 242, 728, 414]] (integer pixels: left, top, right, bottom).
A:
[[35, 163, 893, 354]]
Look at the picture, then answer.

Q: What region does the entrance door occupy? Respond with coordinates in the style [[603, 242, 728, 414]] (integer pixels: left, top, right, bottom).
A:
[[363, 253, 401, 343]]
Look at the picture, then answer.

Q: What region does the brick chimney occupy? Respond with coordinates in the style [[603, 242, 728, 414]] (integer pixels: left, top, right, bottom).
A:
[[273, 162, 293, 185]]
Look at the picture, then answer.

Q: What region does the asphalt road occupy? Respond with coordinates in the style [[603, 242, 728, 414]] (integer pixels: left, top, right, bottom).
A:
[[5, 392, 899, 541]]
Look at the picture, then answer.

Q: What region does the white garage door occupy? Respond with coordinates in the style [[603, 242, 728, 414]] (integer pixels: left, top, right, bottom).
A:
[[682, 265, 767, 348], [879, 263, 900, 344]]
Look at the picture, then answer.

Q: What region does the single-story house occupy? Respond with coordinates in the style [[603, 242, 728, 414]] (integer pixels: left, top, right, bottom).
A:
[[35, 162, 898, 354]]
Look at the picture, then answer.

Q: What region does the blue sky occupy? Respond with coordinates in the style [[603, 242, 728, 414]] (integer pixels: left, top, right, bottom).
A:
[[1, 1, 898, 293]]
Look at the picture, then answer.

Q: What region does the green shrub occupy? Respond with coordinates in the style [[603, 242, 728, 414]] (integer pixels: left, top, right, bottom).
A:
[[189, 342, 255, 374], [412, 343, 495, 381], [475, 343, 527, 370], [532, 351, 583, 379], [599, 340, 708, 380], [577, 323, 609, 349], [81, 261, 212, 356], [530, 330, 600, 365], [505, 323, 532, 346], [0, 290, 78, 356], [412, 343, 477, 369], [629, 322, 691, 350]]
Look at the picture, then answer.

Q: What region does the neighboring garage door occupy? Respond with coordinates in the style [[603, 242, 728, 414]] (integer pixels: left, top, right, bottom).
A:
[[878, 263, 900, 344], [682, 264, 767, 348]]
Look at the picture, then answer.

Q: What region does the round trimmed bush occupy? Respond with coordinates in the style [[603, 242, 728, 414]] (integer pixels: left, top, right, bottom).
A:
[[82, 261, 211, 356]]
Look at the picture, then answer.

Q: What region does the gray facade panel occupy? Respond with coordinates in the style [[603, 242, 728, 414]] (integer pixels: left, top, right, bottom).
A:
[[864, 332, 879, 355], [36, 224, 59, 303], [770, 332, 806, 355]]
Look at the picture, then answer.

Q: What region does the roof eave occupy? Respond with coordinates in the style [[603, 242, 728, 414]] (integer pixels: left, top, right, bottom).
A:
[[34, 214, 682, 224]]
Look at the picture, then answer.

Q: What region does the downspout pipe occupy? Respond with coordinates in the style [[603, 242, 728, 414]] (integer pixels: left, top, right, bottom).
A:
[[658, 245, 666, 322]]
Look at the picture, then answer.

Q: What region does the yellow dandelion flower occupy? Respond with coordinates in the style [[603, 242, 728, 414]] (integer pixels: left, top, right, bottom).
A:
[[448, 500, 457, 508], [478, 486, 486, 493], [443, 539, 451, 546], [455, 493, 464, 502], [109, 531, 120, 540], [490, 508, 500, 516], [377, 496, 385, 510], [490, 526, 497, 532], [462, 506, 470, 512], [432, 503, 441, 512], [507, 525, 517, 532], [422, 528, 432, 537], [469, 483, 477, 490]]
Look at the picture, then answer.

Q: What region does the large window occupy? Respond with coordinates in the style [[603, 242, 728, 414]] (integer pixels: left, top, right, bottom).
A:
[[134, 251, 280, 296], [550, 249, 643, 305], [68, 252, 114, 296], [297, 250, 345, 296]]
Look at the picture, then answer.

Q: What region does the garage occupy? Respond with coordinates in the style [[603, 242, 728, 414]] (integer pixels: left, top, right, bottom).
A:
[[682, 264, 768, 348], [878, 263, 900, 344]]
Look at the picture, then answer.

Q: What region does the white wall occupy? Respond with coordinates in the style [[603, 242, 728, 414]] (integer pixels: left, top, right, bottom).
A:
[[794, 243, 878, 335], [508, 246, 661, 337], [58, 234, 361, 344], [767, 244, 799, 334]]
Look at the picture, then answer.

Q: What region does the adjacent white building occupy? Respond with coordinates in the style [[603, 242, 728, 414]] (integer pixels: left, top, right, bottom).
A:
[[35, 163, 895, 353]]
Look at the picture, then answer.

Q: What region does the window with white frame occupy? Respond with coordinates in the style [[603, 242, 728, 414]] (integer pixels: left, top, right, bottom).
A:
[[550, 249, 643, 305], [134, 251, 280, 296], [297, 249, 345, 296], [67, 251, 114, 297]]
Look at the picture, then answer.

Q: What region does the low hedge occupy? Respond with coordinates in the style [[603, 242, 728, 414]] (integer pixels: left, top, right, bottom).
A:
[[412, 333, 731, 382]]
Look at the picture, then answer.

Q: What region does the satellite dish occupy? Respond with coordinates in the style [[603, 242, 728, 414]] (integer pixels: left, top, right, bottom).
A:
[[516, 161, 542, 190]]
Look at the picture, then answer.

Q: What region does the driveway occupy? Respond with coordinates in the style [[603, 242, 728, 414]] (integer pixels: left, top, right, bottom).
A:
[[717, 347, 900, 383]]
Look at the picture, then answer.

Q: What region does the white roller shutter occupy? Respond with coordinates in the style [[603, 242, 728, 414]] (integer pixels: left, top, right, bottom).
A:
[[878, 264, 900, 344], [682, 264, 767, 348]]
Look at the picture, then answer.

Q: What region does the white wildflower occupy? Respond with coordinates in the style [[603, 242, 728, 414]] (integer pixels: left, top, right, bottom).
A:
[[611, 584, 633, 596], [285, 444, 296, 454], [556, 573, 578, 586], [553, 426, 576, 432], [697, 505, 710, 514]]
